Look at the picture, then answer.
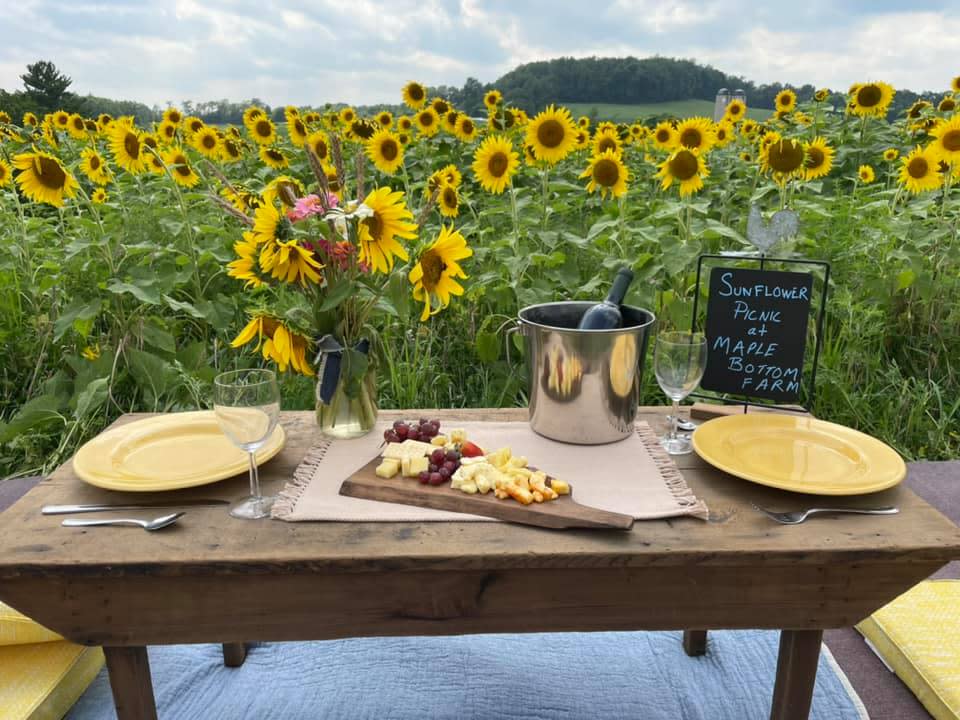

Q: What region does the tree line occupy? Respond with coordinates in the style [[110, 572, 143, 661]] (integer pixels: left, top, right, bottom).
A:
[[1, 58, 947, 128]]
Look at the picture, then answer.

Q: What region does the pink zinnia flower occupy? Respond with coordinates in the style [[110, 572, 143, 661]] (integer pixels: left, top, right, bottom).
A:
[[287, 194, 325, 222]]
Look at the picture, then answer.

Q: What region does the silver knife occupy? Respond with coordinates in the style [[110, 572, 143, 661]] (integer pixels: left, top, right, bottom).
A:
[[42, 499, 230, 515]]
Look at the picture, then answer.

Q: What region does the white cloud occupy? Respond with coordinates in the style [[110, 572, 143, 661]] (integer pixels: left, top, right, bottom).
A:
[[0, 1, 955, 108]]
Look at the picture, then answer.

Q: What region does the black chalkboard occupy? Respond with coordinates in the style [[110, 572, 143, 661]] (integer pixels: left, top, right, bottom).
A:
[[700, 267, 814, 402]]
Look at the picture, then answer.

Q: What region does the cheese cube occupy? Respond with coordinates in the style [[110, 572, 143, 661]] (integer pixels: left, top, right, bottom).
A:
[[430, 435, 448, 446], [375, 459, 400, 479], [550, 478, 570, 495], [382, 440, 434, 460], [402, 456, 429, 477], [449, 428, 467, 444], [485, 447, 512, 469]]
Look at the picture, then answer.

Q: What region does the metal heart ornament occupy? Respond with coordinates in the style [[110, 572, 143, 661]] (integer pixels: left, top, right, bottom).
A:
[[746, 204, 799, 253]]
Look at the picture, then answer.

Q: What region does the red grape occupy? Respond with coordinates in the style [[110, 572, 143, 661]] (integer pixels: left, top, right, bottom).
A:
[[429, 463, 439, 473], [429, 472, 443, 485], [438, 467, 451, 480], [407, 429, 420, 441], [395, 424, 409, 439], [445, 450, 460, 462], [430, 449, 446, 465], [383, 429, 393, 441], [442, 460, 457, 473], [384, 430, 400, 443], [419, 417, 430, 426], [393, 420, 407, 431], [429, 420, 441, 431], [418, 471, 430, 484]]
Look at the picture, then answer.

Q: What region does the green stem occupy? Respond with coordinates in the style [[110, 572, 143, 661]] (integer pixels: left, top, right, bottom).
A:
[[540, 167, 549, 231]]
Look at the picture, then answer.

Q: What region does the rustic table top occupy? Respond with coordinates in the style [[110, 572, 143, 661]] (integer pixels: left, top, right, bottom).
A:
[[2, 407, 958, 580]]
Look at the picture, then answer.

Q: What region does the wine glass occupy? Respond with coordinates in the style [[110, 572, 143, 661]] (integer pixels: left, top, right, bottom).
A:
[[213, 369, 281, 519], [654, 331, 707, 455]]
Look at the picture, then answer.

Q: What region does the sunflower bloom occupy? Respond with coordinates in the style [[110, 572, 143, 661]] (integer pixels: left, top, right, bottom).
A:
[[580, 149, 630, 199], [306, 130, 330, 163], [762, 138, 805, 184], [192, 127, 222, 159], [898, 145, 943, 194], [263, 176, 305, 209], [723, 99, 747, 123], [713, 122, 734, 148], [802, 137, 834, 181], [259, 146, 290, 170], [472, 134, 519, 194], [366, 129, 404, 174], [438, 184, 460, 218], [652, 121, 677, 150], [227, 232, 267, 288], [52, 110, 70, 130], [22, 112, 38, 127], [91, 187, 108, 204], [656, 149, 709, 197], [288, 115, 308, 147], [162, 147, 200, 187], [675, 117, 716, 154], [414, 108, 440, 137], [883, 148, 899, 162], [80, 147, 112, 186], [774, 90, 797, 113], [67, 113, 88, 140], [849, 82, 895, 118], [248, 117, 277, 145], [0, 159, 12, 188], [455, 115, 479, 142], [526, 105, 577, 164], [109, 124, 147, 174], [355, 188, 416, 273], [483, 90, 502, 111], [929, 115, 960, 164], [409, 225, 472, 321], [231, 315, 314, 376], [858, 165, 875, 184], [259, 237, 324, 286], [592, 128, 622, 157], [12, 150, 79, 206], [940, 96, 957, 113], [402, 82, 427, 109], [243, 106, 265, 129]]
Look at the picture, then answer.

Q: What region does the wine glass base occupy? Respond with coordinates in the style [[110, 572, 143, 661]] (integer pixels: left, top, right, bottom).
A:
[[230, 495, 276, 520], [660, 436, 694, 455]]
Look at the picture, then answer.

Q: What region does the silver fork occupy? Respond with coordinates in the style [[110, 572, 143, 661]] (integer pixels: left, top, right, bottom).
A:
[[751, 503, 899, 524]]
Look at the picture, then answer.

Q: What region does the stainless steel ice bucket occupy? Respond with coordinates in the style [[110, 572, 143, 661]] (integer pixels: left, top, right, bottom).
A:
[[512, 301, 656, 444]]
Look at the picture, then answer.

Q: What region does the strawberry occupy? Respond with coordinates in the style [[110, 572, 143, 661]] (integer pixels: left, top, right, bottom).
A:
[[460, 440, 485, 457]]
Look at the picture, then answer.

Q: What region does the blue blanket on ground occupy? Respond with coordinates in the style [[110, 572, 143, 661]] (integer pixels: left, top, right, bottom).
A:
[[68, 630, 866, 719]]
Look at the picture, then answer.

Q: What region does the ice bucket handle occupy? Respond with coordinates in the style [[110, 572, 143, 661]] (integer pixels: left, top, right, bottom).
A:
[[505, 321, 523, 373]]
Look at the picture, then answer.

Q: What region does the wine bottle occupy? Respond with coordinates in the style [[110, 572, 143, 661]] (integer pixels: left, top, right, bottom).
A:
[[577, 267, 634, 330]]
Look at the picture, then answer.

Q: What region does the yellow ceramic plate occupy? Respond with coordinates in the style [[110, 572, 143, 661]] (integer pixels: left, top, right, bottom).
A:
[[691, 413, 906, 495], [73, 411, 286, 492]]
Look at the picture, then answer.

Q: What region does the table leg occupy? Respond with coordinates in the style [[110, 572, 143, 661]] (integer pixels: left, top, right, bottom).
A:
[[222, 642, 248, 667], [104, 646, 158, 720], [769, 629, 823, 720], [683, 629, 708, 656]]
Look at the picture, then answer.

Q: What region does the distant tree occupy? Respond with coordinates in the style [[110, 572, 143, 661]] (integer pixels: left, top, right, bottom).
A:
[[21, 60, 79, 113]]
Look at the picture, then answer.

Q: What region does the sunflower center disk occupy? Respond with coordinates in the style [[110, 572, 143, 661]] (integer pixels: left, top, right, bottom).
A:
[[598, 137, 616, 153], [679, 129, 702, 149], [124, 134, 141, 158], [488, 152, 509, 178], [36, 157, 67, 190], [768, 140, 805, 173], [909, 158, 929, 179], [380, 140, 398, 161], [537, 119, 564, 149], [420, 250, 447, 292], [858, 85, 882, 108], [669, 151, 699, 181], [942, 130, 960, 152], [442, 187, 457, 207], [805, 148, 825, 169], [593, 159, 620, 187], [363, 214, 383, 242]]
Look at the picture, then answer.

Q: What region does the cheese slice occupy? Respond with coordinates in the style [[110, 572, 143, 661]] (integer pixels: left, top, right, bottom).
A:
[[382, 440, 435, 460]]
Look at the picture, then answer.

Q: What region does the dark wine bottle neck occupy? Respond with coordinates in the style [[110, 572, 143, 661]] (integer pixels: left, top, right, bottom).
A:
[[605, 269, 634, 306]]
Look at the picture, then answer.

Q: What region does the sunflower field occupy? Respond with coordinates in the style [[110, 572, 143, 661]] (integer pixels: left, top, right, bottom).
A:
[[0, 79, 958, 477]]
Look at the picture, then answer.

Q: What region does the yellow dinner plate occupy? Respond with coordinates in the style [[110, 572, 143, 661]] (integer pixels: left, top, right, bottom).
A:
[[73, 411, 286, 492], [691, 413, 906, 495]]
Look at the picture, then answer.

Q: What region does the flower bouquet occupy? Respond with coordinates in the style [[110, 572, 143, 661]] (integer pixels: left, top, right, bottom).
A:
[[219, 138, 472, 438]]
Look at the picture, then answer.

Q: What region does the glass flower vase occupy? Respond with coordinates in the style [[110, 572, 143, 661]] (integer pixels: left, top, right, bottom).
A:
[[315, 363, 378, 439]]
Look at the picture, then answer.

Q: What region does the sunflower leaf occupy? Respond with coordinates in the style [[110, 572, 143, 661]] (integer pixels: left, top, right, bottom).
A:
[[319, 280, 355, 312]]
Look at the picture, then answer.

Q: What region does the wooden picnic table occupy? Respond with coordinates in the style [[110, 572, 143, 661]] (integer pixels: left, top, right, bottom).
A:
[[0, 407, 958, 720]]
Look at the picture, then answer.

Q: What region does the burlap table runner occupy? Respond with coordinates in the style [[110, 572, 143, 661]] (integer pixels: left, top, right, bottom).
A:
[[272, 421, 708, 522]]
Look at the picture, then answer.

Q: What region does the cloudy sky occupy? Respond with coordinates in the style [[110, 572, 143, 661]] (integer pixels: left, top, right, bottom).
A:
[[1, 0, 957, 108]]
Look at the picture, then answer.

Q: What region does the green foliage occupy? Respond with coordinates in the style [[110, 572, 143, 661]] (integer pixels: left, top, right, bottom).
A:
[[564, 100, 770, 123]]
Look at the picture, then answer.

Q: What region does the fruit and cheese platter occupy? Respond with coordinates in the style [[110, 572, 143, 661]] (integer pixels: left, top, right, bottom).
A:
[[338, 419, 635, 530]]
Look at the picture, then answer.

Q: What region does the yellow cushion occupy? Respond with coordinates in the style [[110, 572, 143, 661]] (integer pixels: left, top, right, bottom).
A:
[[0, 602, 62, 647], [857, 580, 960, 720], [0, 641, 104, 720]]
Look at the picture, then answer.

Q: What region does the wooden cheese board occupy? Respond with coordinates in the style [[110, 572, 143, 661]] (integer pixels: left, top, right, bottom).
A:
[[339, 457, 635, 530]]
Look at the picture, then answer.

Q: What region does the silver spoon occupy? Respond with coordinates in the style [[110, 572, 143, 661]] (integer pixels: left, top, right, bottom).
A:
[[61, 512, 184, 531]]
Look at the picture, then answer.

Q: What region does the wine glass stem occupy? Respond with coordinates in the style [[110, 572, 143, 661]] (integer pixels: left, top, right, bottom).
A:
[[247, 451, 260, 500], [670, 399, 680, 440]]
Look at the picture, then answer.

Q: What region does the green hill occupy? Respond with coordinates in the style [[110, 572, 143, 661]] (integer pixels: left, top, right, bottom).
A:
[[565, 100, 771, 123]]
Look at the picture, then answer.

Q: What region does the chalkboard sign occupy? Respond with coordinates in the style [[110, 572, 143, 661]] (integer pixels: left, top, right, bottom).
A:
[[700, 267, 814, 402]]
